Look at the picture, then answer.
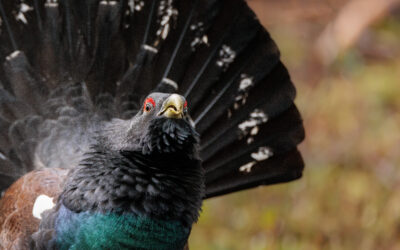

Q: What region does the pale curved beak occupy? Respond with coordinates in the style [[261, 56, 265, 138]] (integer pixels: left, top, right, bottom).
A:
[[158, 94, 185, 119]]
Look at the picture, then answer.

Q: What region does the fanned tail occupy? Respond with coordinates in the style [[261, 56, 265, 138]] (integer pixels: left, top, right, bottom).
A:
[[0, 0, 304, 198]]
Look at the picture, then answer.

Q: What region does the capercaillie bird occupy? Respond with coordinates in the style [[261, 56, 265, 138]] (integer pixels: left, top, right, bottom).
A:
[[0, 0, 305, 249]]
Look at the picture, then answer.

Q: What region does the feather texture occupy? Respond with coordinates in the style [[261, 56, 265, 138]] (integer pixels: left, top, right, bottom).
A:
[[0, 0, 304, 199]]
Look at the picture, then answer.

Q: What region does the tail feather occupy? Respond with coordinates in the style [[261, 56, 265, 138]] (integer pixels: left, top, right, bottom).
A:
[[36, 3, 62, 82], [184, 2, 260, 111], [123, 0, 157, 63], [0, 87, 35, 121], [203, 106, 304, 180], [86, 1, 125, 98], [154, 0, 200, 85], [200, 62, 295, 159], [0, 0, 305, 198], [32, 0, 45, 31], [180, 1, 228, 99], [192, 30, 277, 133], [116, 0, 159, 102], [158, 0, 219, 90], [0, 117, 11, 154], [205, 149, 304, 198], [4, 51, 49, 113], [0, 1, 19, 52]]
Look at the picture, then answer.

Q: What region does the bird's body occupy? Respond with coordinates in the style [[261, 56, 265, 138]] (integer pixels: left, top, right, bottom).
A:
[[0, 0, 305, 249]]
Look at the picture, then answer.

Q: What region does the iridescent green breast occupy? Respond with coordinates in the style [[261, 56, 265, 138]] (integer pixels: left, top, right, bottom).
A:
[[55, 206, 190, 250]]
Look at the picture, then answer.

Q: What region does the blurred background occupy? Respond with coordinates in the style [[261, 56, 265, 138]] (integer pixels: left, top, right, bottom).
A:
[[189, 0, 400, 249]]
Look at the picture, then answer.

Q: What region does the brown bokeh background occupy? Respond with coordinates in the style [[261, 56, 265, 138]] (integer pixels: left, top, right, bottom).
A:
[[189, 1, 400, 249]]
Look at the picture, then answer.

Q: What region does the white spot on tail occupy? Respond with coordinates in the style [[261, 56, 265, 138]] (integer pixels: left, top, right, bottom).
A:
[[239, 75, 254, 91], [16, 3, 33, 24], [239, 147, 273, 173], [247, 137, 254, 144], [100, 1, 118, 6], [250, 126, 259, 136], [45, 1, 58, 7], [234, 74, 254, 108], [162, 78, 178, 90], [143, 44, 158, 53], [238, 109, 268, 136], [190, 22, 209, 50], [32, 195, 55, 219], [251, 147, 273, 161], [216, 45, 236, 70], [156, 0, 178, 41], [238, 120, 258, 132], [0, 152, 6, 160], [239, 161, 256, 173], [20, 3, 33, 12], [6, 51, 21, 61], [128, 0, 145, 12]]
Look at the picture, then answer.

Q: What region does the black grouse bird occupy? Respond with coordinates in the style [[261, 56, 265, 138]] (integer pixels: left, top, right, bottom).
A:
[[0, 0, 305, 249]]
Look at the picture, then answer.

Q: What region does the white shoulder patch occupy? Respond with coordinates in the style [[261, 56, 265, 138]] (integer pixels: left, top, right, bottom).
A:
[[32, 195, 55, 219]]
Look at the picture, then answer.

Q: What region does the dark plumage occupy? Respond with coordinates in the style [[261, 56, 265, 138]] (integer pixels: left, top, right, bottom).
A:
[[31, 93, 204, 249], [0, 0, 305, 249]]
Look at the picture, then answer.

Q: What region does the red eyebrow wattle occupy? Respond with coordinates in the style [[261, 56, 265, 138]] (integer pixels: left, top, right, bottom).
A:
[[143, 98, 156, 111]]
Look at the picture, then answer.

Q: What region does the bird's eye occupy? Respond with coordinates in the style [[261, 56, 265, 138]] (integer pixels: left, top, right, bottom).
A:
[[145, 104, 152, 112], [143, 98, 156, 113]]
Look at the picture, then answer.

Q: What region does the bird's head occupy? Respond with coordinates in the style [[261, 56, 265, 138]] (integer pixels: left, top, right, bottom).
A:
[[135, 92, 198, 155], [100, 92, 199, 157], [136, 92, 191, 127]]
